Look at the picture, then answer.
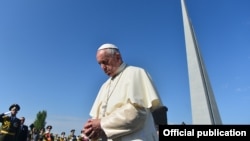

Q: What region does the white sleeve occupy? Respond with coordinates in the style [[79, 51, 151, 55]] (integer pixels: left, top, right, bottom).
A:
[[100, 102, 147, 139]]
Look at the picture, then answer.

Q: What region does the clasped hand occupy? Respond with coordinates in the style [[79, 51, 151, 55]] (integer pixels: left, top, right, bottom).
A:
[[83, 119, 103, 140]]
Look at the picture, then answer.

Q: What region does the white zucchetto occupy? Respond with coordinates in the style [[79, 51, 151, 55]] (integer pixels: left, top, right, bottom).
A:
[[98, 43, 118, 50]]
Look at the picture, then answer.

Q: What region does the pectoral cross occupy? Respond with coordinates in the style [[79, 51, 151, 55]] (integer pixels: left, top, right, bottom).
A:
[[101, 104, 107, 117]]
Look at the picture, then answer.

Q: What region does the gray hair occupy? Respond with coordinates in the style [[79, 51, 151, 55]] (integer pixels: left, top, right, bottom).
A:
[[105, 48, 120, 57]]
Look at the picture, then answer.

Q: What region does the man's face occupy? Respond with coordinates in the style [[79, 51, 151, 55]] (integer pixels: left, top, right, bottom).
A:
[[96, 49, 120, 77], [11, 108, 18, 115], [20, 117, 25, 124], [47, 128, 51, 132]]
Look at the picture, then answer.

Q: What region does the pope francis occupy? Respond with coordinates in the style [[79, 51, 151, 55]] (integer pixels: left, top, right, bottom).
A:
[[83, 43, 163, 141]]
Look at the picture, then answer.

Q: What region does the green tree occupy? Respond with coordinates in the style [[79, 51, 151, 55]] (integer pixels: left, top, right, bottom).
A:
[[33, 110, 47, 130]]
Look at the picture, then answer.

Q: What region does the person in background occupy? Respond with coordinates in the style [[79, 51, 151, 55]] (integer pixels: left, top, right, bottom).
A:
[[58, 132, 67, 141], [0, 104, 21, 141], [83, 43, 162, 141], [43, 125, 54, 141], [67, 129, 77, 141], [18, 117, 29, 141], [38, 128, 45, 141], [77, 130, 89, 141], [30, 127, 39, 141]]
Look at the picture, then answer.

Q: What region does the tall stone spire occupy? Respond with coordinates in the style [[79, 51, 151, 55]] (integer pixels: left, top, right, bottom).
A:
[[181, 0, 222, 124]]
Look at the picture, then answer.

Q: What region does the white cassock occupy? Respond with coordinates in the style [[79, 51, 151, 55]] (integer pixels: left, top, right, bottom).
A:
[[90, 63, 162, 141]]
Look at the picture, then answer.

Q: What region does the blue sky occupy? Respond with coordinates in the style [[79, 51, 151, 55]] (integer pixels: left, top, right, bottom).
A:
[[1, 0, 250, 135]]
